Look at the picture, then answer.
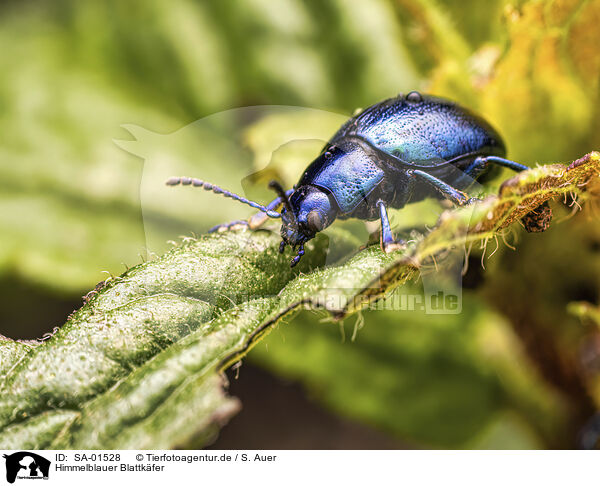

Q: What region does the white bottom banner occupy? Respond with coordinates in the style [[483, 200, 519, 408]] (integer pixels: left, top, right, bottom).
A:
[[0, 450, 597, 486]]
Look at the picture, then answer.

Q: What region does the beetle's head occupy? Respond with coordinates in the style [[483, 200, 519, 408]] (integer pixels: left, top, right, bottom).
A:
[[277, 185, 336, 266]]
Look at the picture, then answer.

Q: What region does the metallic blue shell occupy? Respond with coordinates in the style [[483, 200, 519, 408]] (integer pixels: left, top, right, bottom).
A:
[[332, 93, 505, 167], [296, 93, 505, 214], [298, 144, 384, 213]]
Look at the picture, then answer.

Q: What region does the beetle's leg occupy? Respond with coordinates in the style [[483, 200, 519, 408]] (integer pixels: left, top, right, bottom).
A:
[[290, 243, 305, 267], [208, 220, 250, 233], [209, 189, 293, 233], [411, 170, 477, 206], [377, 200, 406, 253], [432, 156, 530, 195], [459, 156, 529, 182], [477, 156, 529, 173]]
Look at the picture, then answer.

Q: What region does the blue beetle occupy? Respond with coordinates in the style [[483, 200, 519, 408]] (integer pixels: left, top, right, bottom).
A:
[[167, 92, 529, 266]]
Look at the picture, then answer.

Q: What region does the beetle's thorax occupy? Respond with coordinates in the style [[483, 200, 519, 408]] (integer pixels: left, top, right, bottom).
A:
[[280, 186, 336, 246]]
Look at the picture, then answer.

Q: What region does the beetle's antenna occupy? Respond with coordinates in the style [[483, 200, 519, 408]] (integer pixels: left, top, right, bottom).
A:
[[166, 177, 281, 218], [268, 180, 295, 222]]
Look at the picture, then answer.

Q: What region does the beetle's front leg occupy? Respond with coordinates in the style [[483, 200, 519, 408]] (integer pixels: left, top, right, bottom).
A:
[[377, 200, 406, 253], [208, 219, 251, 233], [209, 189, 293, 233]]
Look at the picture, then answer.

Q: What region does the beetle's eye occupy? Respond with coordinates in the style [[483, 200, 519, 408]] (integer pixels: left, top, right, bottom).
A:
[[306, 211, 324, 232]]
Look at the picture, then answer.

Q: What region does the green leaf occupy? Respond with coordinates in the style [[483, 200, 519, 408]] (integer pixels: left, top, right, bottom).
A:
[[251, 304, 509, 448], [250, 302, 555, 448], [0, 152, 598, 448]]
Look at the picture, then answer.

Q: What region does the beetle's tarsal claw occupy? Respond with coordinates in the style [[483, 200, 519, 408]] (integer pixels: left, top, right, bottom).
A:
[[290, 244, 305, 267], [382, 240, 407, 254], [279, 241, 286, 254]]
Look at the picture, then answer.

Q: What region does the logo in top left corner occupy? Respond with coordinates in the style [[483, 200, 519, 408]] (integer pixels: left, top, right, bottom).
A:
[[2, 452, 51, 484]]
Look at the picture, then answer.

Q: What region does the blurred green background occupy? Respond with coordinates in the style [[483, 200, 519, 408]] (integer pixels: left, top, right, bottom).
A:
[[1, 0, 599, 448]]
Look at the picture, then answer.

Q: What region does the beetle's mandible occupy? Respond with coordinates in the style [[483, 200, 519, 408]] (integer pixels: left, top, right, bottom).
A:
[[167, 92, 530, 267]]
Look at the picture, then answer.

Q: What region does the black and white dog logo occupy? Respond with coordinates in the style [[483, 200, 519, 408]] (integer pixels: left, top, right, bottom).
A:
[[3, 452, 50, 483]]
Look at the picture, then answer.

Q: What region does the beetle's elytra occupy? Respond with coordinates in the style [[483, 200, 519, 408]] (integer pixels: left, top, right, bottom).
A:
[[167, 92, 530, 267]]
